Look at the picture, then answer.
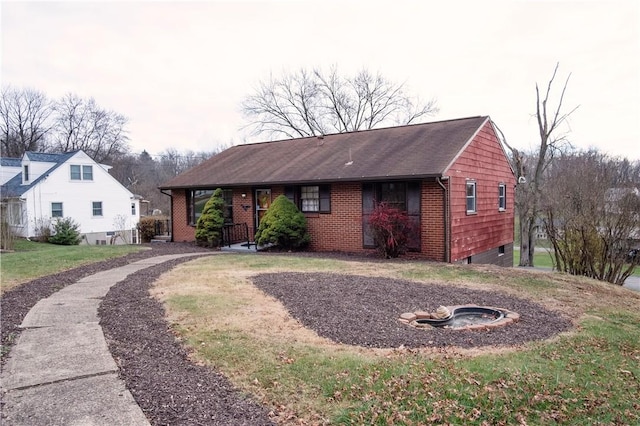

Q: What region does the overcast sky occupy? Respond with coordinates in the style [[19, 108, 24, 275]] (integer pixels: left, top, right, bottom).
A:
[[2, 1, 639, 160]]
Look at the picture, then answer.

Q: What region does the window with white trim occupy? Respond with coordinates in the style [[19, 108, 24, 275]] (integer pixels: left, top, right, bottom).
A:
[[70, 165, 81, 180], [92, 201, 103, 216], [498, 183, 506, 211], [2, 201, 25, 225], [466, 180, 476, 214], [70, 165, 93, 181], [52, 202, 63, 217], [301, 186, 320, 212], [82, 165, 93, 180], [284, 185, 331, 213]]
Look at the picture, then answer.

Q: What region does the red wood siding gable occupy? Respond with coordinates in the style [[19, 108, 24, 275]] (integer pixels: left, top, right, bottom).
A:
[[444, 119, 516, 262]]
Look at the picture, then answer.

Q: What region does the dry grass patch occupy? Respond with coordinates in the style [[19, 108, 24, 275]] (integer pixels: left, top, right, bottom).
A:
[[151, 253, 640, 425]]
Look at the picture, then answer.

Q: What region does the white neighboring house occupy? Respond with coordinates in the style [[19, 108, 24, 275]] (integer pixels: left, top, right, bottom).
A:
[[1, 150, 141, 245]]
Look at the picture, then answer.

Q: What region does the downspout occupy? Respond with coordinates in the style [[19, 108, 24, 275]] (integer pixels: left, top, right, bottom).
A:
[[160, 189, 174, 242], [436, 176, 450, 263]]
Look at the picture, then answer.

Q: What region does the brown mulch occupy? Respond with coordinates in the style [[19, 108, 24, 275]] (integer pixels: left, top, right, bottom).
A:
[[98, 255, 275, 426], [0, 243, 209, 365], [252, 272, 573, 349], [1, 244, 574, 425]]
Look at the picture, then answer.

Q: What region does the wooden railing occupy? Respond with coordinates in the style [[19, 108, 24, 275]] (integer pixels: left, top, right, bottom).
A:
[[222, 223, 255, 248]]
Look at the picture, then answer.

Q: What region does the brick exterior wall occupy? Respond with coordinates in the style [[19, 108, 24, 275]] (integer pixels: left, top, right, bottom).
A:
[[168, 121, 513, 267], [421, 180, 446, 261], [305, 182, 366, 253], [170, 181, 446, 260], [171, 190, 192, 242], [446, 121, 516, 265]]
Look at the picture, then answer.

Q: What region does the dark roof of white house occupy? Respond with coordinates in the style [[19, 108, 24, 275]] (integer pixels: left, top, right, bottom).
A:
[[1, 151, 78, 198], [1, 158, 22, 167]]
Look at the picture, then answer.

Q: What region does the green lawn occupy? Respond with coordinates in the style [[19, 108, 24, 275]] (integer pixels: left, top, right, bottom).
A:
[[514, 247, 640, 277], [2, 242, 639, 424], [513, 247, 555, 269], [154, 254, 640, 425], [0, 239, 143, 292]]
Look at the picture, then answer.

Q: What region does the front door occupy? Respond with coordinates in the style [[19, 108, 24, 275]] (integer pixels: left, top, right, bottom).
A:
[[255, 188, 271, 231]]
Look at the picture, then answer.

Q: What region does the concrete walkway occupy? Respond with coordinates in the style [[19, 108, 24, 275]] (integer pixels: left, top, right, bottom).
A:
[[1, 253, 208, 426]]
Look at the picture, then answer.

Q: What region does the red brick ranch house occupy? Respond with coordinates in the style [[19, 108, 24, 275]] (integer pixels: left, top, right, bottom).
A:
[[160, 116, 516, 266]]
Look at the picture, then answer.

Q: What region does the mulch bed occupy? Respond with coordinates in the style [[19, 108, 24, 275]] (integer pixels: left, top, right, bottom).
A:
[[2, 244, 574, 425], [252, 272, 573, 349], [99, 256, 275, 426], [0, 243, 209, 365]]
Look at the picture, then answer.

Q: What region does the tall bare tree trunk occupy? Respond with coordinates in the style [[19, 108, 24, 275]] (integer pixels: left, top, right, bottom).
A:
[[493, 63, 577, 267]]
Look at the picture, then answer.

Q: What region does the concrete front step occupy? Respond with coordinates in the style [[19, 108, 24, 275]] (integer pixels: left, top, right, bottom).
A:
[[150, 235, 171, 243]]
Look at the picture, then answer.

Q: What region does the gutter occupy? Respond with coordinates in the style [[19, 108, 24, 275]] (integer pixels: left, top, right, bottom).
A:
[[160, 189, 174, 242], [436, 176, 450, 263], [158, 174, 444, 191]]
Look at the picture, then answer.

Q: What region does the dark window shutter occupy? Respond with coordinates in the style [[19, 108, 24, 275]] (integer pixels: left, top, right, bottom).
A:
[[186, 190, 193, 225], [362, 183, 375, 247], [406, 181, 421, 250], [362, 183, 375, 214], [319, 185, 331, 212], [284, 186, 296, 204], [407, 181, 421, 215]]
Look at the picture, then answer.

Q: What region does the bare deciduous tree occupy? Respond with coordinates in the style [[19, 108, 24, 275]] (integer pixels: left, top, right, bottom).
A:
[[109, 148, 216, 215], [497, 63, 578, 266], [52, 93, 130, 163], [0, 86, 53, 157], [543, 150, 640, 284], [241, 66, 438, 139]]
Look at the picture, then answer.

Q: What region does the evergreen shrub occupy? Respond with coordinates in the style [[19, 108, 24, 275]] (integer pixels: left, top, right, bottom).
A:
[[48, 217, 82, 245], [195, 188, 225, 247], [255, 195, 310, 250]]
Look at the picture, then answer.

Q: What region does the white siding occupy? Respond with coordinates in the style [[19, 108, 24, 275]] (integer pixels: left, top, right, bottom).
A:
[[21, 151, 140, 242], [22, 158, 56, 185], [0, 165, 21, 184]]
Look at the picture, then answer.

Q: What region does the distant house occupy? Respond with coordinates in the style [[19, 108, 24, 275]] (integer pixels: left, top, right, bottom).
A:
[[160, 116, 516, 266], [1, 151, 141, 245]]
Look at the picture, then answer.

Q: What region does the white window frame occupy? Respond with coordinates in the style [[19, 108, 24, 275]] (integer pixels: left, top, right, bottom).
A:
[[498, 183, 506, 211], [52, 202, 63, 218], [82, 165, 93, 181], [70, 165, 81, 180], [3, 201, 25, 225], [300, 185, 320, 212], [92, 201, 103, 217], [466, 180, 477, 214], [70, 164, 93, 181]]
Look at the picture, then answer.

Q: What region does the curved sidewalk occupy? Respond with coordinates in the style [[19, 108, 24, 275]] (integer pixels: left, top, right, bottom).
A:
[[1, 253, 209, 426]]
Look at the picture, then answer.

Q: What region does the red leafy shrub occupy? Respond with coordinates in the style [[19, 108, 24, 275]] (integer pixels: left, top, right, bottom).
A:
[[368, 203, 412, 258]]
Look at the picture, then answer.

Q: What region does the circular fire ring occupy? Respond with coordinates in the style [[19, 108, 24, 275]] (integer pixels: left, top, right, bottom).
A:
[[399, 305, 520, 331]]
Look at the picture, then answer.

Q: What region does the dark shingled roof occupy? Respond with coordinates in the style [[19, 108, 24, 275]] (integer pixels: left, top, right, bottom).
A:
[[1, 158, 22, 167], [160, 116, 490, 189], [1, 151, 78, 198]]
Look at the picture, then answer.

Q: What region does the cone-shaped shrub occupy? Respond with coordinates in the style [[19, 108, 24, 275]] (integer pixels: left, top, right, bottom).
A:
[[255, 195, 310, 250], [195, 188, 225, 247], [49, 217, 82, 245]]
